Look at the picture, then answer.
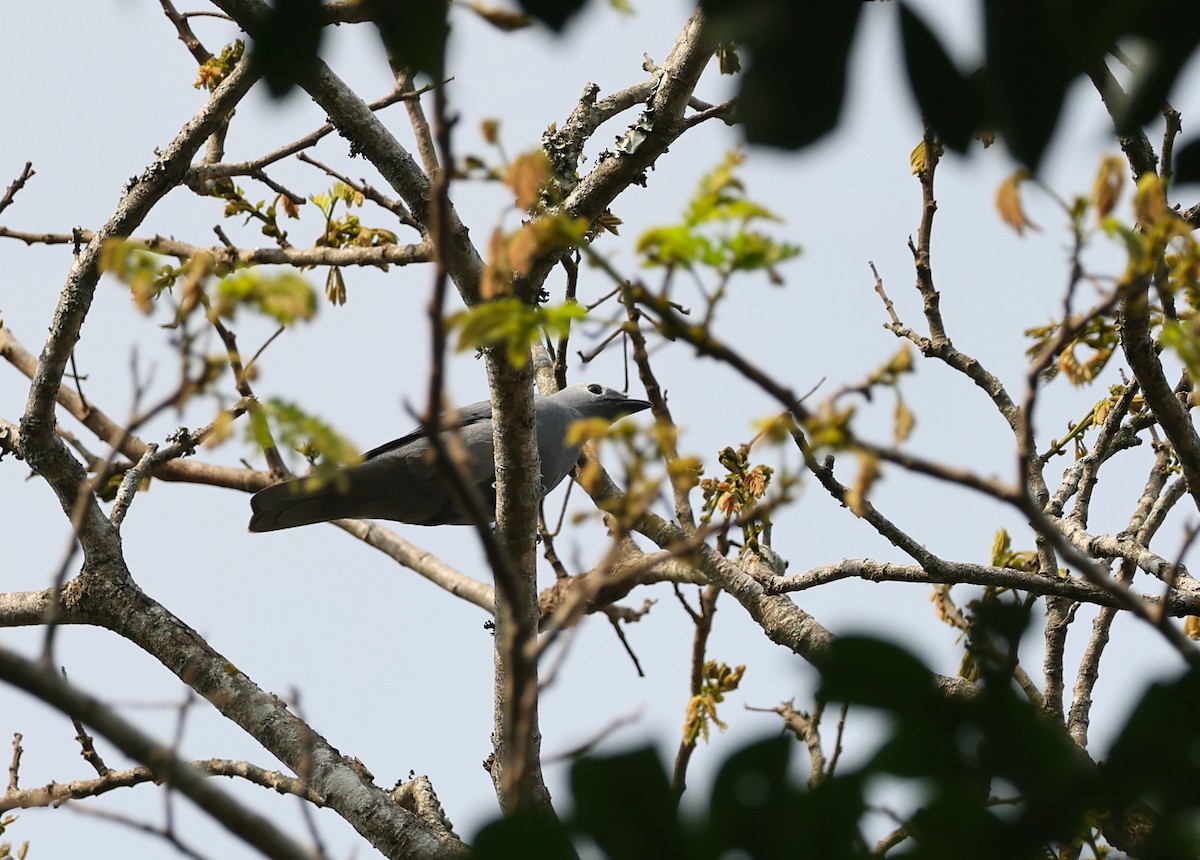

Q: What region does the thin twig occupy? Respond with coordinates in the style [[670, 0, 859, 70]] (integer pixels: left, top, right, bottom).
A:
[[0, 226, 432, 267], [183, 83, 416, 183], [7, 733, 21, 792], [671, 584, 720, 799], [296, 152, 418, 227], [0, 162, 35, 217]]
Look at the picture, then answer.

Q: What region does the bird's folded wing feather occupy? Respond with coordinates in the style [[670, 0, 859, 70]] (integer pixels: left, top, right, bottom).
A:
[[249, 408, 498, 530], [359, 400, 494, 460]]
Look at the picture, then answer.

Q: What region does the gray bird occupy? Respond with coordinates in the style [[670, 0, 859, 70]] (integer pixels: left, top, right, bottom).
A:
[[248, 383, 651, 531]]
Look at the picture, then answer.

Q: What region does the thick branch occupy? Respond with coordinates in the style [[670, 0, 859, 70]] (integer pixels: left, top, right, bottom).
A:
[[518, 10, 715, 297], [0, 643, 315, 860], [1119, 282, 1200, 512], [768, 557, 1200, 616], [0, 757, 325, 812], [562, 10, 712, 225], [484, 353, 549, 814], [334, 519, 494, 612], [211, 0, 488, 305], [49, 567, 467, 859], [20, 60, 257, 463], [1, 326, 265, 492], [0, 228, 431, 268]]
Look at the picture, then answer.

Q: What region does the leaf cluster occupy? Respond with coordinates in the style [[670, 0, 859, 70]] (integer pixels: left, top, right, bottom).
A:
[[214, 269, 317, 325], [702, 0, 1200, 174], [479, 149, 594, 301], [247, 0, 627, 99], [1027, 315, 1121, 386], [637, 151, 800, 282], [1022, 164, 1200, 396], [1104, 175, 1196, 283], [699, 445, 773, 548], [449, 298, 586, 367], [210, 178, 295, 245], [990, 528, 1039, 574], [475, 614, 1200, 858], [309, 182, 399, 305], [247, 398, 361, 481], [681, 660, 745, 746], [100, 244, 189, 315], [310, 182, 398, 253], [0, 815, 27, 860], [194, 40, 245, 91]]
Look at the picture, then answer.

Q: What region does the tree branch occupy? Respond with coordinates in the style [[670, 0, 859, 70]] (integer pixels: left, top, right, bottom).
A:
[[45, 566, 467, 858], [1, 326, 265, 492], [764, 556, 1200, 615], [20, 59, 257, 468], [0, 227, 431, 268], [1, 757, 326, 812], [1119, 277, 1200, 513], [334, 519, 495, 612], [0, 643, 316, 860]]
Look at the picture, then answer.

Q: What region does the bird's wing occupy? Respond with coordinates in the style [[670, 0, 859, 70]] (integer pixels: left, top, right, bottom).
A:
[[249, 406, 499, 531], [360, 399, 494, 461]]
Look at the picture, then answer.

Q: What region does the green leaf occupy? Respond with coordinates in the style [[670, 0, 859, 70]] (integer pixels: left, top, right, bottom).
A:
[[686, 152, 783, 227], [473, 812, 575, 859], [517, 0, 588, 31], [251, 398, 361, 474], [538, 298, 588, 333], [1173, 137, 1200, 186], [449, 299, 586, 367], [638, 151, 801, 277], [898, 3, 981, 152], [250, 0, 324, 98], [700, 0, 862, 150], [724, 230, 801, 275], [708, 736, 797, 855], [637, 226, 713, 267], [214, 269, 318, 325], [570, 747, 684, 860], [982, 0, 1071, 170], [366, 0, 449, 79]]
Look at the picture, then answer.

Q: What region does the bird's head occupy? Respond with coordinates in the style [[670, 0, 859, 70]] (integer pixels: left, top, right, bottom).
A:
[[556, 382, 652, 422]]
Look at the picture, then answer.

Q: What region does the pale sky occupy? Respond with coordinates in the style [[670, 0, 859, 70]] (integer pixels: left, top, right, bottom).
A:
[[2, 2, 1198, 857]]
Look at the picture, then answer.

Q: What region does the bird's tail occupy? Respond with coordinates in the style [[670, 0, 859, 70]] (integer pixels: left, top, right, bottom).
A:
[[248, 475, 357, 532]]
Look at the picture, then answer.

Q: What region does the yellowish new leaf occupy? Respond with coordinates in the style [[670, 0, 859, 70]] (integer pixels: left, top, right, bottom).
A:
[[1092, 155, 1125, 221], [847, 451, 880, 517], [1133, 173, 1169, 226], [467, 1, 533, 31], [910, 140, 927, 176], [480, 118, 500, 145], [894, 397, 915, 443], [505, 150, 551, 211], [482, 229, 512, 300], [996, 169, 1039, 235]]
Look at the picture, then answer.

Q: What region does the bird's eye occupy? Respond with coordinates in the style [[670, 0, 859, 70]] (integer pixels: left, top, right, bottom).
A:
[[587, 383, 603, 395]]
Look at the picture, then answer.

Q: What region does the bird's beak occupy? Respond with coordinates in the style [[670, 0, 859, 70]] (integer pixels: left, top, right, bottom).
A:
[[622, 398, 652, 417]]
